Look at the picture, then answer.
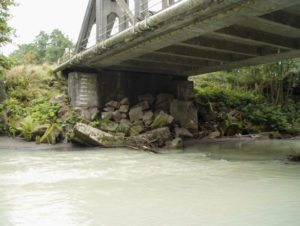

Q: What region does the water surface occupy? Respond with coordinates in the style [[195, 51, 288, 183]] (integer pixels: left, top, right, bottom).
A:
[[0, 140, 300, 226]]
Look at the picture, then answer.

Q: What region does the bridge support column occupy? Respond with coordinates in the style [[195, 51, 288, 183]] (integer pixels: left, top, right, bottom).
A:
[[68, 72, 100, 121]]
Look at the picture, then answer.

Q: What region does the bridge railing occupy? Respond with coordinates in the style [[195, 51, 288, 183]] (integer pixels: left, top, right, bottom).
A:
[[58, 0, 183, 65]]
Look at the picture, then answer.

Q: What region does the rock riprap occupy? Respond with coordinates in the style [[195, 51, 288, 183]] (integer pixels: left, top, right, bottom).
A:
[[75, 93, 199, 149]]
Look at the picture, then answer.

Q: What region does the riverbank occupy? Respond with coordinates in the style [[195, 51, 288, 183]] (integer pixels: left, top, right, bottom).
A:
[[1, 135, 298, 150], [1, 64, 299, 147], [0, 136, 75, 150]]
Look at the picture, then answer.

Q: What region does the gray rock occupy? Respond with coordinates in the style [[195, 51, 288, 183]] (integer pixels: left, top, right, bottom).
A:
[[50, 94, 68, 106], [105, 100, 120, 109], [119, 105, 129, 113], [120, 119, 132, 128], [138, 94, 155, 105], [155, 93, 174, 113], [130, 125, 144, 136], [100, 120, 119, 132], [112, 110, 122, 122], [152, 111, 174, 127], [72, 123, 123, 147], [167, 137, 184, 149], [134, 101, 150, 111], [133, 120, 144, 127], [104, 107, 115, 112], [120, 97, 129, 105], [121, 113, 127, 119], [170, 99, 198, 131], [129, 106, 143, 122], [80, 107, 99, 121], [143, 111, 154, 126], [132, 127, 171, 147], [57, 106, 69, 119], [156, 93, 174, 104], [102, 112, 113, 120], [208, 131, 221, 139], [175, 127, 193, 138]]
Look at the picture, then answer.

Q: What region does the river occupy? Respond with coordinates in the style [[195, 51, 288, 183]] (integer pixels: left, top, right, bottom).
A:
[[0, 139, 300, 226]]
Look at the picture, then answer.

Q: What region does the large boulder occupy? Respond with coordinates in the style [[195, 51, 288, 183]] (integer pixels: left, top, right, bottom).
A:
[[134, 101, 150, 111], [131, 127, 171, 147], [166, 137, 184, 149], [175, 127, 193, 138], [129, 125, 144, 136], [119, 105, 129, 113], [72, 123, 123, 147], [120, 97, 129, 105], [143, 111, 154, 127], [151, 111, 174, 127], [112, 110, 122, 122], [50, 94, 68, 106], [81, 107, 99, 121], [101, 111, 113, 120], [105, 100, 120, 109], [170, 99, 198, 131], [138, 94, 155, 105], [50, 94, 72, 120], [100, 120, 119, 132], [129, 106, 143, 122], [104, 107, 115, 112], [120, 119, 132, 130], [155, 93, 174, 113]]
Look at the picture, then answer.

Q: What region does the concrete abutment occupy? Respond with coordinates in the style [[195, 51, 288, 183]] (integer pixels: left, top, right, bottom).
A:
[[68, 71, 194, 118]]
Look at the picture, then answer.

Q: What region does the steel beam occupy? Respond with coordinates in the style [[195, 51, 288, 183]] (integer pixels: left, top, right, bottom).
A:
[[216, 25, 297, 50], [157, 45, 249, 63], [55, 0, 300, 73], [181, 36, 262, 57], [116, 0, 134, 23], [75, 0, 96, 53], [186, 49, 300, 76], [135, 52, 216, 67]]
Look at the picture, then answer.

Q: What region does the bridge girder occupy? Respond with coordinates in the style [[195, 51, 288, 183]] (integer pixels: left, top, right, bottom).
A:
[[57, 0, 300, 76]]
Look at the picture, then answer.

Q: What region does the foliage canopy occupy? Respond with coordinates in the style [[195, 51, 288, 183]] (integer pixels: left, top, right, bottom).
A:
[[0, 0, 15, 78], [10, 29, 74, 64]]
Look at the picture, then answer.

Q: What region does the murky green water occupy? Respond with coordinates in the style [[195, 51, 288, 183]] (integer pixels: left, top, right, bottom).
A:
[[0, 140, 300, 226]]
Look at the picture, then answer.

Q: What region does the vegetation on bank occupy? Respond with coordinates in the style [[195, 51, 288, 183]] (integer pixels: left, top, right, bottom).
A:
[[0, 65, 81, 142], [0, 58, 299, 143], [191, 59, 300, 137]]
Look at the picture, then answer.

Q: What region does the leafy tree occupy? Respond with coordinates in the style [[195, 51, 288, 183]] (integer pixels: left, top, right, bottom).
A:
[[0, 0, 15, 46], [34, 31, 49, 63], [9, 43, 38, 64], [45, 29, 73, 63], [0, 0, 15, 78], [10, 29, 74, 65]]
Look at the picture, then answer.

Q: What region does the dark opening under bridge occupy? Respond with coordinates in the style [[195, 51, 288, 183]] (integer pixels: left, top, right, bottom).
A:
[[54, 0, 300, 118]]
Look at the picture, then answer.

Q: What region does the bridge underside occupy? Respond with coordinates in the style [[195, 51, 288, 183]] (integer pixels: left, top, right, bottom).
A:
[[56, 0, 300, 77]]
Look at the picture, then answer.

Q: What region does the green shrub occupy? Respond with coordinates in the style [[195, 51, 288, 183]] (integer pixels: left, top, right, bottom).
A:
[[18, 117, 36, 141], [195, 81, 297, 132]]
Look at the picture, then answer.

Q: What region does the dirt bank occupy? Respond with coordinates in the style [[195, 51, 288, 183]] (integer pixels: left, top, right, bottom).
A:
[[0, 136, 76, 150]]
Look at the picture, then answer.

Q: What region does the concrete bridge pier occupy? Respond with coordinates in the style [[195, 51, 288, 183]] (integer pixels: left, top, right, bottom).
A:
[[67, 71, 194, 120]]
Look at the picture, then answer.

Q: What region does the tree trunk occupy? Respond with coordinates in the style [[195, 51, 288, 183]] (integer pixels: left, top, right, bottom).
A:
[[0, 80, 6, 104]]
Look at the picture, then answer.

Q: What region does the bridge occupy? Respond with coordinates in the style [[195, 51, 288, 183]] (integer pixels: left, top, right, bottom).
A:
[[54, 0, 300, 117]]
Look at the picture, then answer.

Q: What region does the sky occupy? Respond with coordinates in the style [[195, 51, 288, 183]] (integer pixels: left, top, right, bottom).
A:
[[1, 0, 88, 55]]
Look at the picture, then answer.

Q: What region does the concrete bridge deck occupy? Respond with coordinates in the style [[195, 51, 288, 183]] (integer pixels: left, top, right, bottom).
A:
[[55, 0, 300, 76]]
